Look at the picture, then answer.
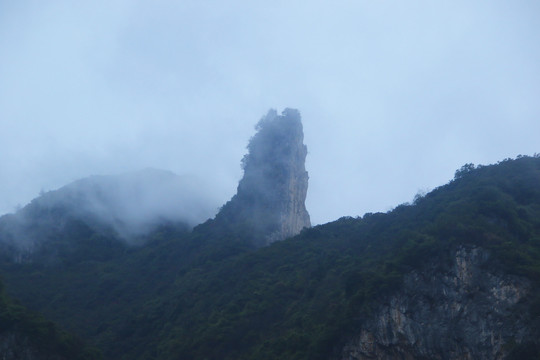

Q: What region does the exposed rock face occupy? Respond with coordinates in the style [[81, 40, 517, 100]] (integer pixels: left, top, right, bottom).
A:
[[216, 108, 311, 246], [339, 247, 532, 360]]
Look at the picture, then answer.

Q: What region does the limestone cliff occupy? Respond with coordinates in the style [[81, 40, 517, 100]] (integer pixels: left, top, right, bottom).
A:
[[215, 108, 311, 246], [338, 246, 535, 360]]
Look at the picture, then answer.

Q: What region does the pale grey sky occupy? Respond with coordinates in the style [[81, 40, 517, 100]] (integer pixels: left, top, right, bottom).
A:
[[1, 1, 539, 225]]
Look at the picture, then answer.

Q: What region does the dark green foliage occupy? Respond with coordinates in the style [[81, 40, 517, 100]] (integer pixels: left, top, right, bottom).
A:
[[2, 156, 540, 359], [217, 108, 309, 246], [507, 341, 540, 360], [0, 278, 101, 359]]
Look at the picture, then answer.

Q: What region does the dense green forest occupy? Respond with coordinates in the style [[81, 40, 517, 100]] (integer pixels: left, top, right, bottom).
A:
[[2, 156, 540, 359], [0, 279, 101, 359]]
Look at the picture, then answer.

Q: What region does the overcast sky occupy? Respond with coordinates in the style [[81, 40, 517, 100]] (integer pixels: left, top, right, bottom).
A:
[[1, 1, 539, 225]]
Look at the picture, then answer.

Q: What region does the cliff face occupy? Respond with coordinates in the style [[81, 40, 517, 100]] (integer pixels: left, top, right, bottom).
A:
[[339, 247, 532, 360], [216, 108, 311, 246]]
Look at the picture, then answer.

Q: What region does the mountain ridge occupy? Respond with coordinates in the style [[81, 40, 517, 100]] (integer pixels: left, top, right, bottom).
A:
[[0, 110, 539, 359], [0, 168, 219, 263], [2, 155, 539, 359]]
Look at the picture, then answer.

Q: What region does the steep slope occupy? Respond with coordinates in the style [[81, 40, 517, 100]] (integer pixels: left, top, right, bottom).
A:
[[212, 108, 311, 246], [334, 157, 540, 360], [338, 246, 532, 359], [3, 156, 540, 359], [0, 108, 314, 358], [153, 156, 540, 360], [1, 107, 540, 360]]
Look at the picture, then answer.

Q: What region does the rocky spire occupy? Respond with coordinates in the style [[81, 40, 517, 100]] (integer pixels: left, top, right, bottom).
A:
[[215, 108, 311, 246]]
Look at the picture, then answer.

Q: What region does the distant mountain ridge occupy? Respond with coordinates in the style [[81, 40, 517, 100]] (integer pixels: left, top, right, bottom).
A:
[[0, 109, 312, 254], [0, 168, 219, 260], [0, 109, 539, 359], [3, 155, 539, 359]]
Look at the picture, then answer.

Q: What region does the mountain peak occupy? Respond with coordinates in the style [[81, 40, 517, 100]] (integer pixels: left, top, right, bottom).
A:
[[215, 108, 311, 246]]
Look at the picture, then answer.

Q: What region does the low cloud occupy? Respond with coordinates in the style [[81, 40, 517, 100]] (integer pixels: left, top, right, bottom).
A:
[[0, 168, 221, 249]]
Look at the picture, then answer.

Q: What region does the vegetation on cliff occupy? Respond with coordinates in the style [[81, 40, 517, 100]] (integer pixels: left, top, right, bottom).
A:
[[214, 108, 310, 246], [1, 155, 540, 359], [0, 279, 101, 359]]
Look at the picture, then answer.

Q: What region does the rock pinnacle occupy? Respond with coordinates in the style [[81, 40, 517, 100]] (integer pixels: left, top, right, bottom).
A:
[[215, 108, 311, 246]]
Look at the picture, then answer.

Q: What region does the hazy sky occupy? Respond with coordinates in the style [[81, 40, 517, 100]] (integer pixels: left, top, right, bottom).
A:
[[1, 1, 539, 225]]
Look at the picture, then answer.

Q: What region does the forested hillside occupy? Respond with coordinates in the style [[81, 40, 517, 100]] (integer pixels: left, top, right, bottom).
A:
[[0, 279, 100, 359], [1, 156, 540, 359]]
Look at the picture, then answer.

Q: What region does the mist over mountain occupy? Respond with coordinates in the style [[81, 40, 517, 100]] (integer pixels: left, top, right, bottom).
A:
[[2, 154, 540, 359], [0, 108, 539, 359], [0, 168, 219, 250], [0, 108, 314, 260], [212, 108, 311, 246]]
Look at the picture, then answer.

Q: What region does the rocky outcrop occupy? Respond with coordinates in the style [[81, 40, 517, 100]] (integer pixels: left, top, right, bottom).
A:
[[215, 108, 311, 246], [339, 247, 532, 360]]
